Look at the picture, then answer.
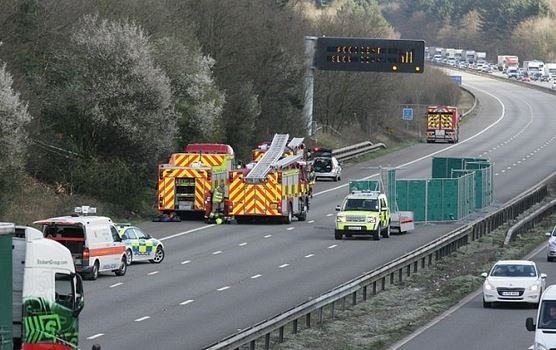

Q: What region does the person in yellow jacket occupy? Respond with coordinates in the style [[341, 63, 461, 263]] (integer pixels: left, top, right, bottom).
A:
[[210, 185, 225, 223]]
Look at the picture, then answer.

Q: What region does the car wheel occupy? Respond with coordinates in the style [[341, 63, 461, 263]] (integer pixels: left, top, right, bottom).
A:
[[382, 224, 391, 238], [150, 246, 165, 264], [125, 249, 133, 265], [482, 298, 492, 308], [114, 256, 127, 276], [334, 230, 342, 240], [373, 226, 381, 241], [89, 261, 99, 280], [548, 256, 553, 262]]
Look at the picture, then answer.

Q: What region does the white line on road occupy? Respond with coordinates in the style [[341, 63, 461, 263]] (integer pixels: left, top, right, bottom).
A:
[[326, 213, 333, 217], [86, 333, 104, 340], [305, 254, 314, 258], [160, 225, 215, 241], [134, 316, 150, 322], [287, 227, 294, 231], [179, 299, 194, 306], [147, 271, 159, 276], [109, 283, 123, 288], [251, 274, 262, 279], [239, 242, 247, 246], [264, 234, 272, 238], [181, 260, 191, 265], [279, 264, 289, 268], [217, 286, 230, 291], [308, 220, 315, 223], [328, 245, 337, 249], [212, 250, 222, 255]]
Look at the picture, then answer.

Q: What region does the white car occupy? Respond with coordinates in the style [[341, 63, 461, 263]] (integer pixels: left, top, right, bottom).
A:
[[313, 156, 342, 181], [481, 260, 546, 308], [546, 224, 556, 261]]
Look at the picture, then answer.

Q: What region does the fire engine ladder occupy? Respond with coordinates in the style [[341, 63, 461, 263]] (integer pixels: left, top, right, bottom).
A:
[[245, 134, 289, 182], [273, 154, 303, 169], [288, 137, 304, 150]]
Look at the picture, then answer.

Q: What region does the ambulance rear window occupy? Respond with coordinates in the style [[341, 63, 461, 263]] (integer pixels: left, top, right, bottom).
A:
[[44, 225, 85, 238]]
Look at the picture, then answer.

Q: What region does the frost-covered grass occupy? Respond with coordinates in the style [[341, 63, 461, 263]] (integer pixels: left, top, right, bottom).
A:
[[273, 212, 555, 350]]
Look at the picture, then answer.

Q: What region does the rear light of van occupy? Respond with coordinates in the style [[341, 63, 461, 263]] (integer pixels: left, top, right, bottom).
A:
[[82, 247, 90, 266]]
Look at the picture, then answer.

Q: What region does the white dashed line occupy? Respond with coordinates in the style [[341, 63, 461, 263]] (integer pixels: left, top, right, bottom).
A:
[[181, 260, 191, 265], [109, 283, 123, 288], [147, 271, 159, 276], [326, 213, 333, 217], [217, 286, 230, 291], [212, 251, 222, 255], [179, 299, 194, 306], [308, 220, 315, 223], [279, 264, 289, 268], [328, 245, 337, 249], [239, 242, 247, 246], [495, 173, 499, 176], [305, 254, 315, 258], [87, 334, 104, 340], [501, 170, 506, 173], [264, 234, 272, 238], [251, 274, 262, 279], [287, 227, 294, 231], [135, 316, 150, 322]]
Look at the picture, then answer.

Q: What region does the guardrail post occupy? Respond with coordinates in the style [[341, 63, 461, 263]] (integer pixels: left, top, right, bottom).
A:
[[428, 254, 433, 266], [373, 281, 377, 295], [342, 296, 346, 310], [390, 272, 395, 285], [265, 333, 270, 350], [381, 277, 386, 291], [363, 285, 368, 301], [414, 261, 418, 273], [407, 264, 411, 277], [250, 339, 256, 350], [421, 257, 426, 269], [399, 268, 403, 282], [352, 292, 357, 306], [331, 301, 335, 319], [292, 319, 298, 334], [306, 313, 311, 328], [319, 307, 324, 324], [278, 326, 284, 343]]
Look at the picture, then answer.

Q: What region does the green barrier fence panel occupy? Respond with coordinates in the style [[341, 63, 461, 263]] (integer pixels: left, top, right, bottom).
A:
[[0, 224, 14, 350], [396, 180, 427, 221], [432, 157, 487, 178], [465, 161, 494, 209], [348, 180, 381, 192]]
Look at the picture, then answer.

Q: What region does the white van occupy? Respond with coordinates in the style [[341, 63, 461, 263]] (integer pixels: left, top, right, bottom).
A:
[[35, 212, 127, 280], [526, 285, 556, 349]]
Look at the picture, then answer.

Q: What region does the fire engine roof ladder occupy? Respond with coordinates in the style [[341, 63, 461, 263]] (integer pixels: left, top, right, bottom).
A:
[[245, 133, 289, 182]]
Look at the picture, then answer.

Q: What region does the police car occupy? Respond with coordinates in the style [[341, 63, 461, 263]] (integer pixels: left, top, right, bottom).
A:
[[116, 224, 165, 264]]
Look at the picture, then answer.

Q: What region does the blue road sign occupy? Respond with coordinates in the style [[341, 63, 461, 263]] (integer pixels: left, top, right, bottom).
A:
[[402, 108, 413, 121], [450, 75, 462, 85]]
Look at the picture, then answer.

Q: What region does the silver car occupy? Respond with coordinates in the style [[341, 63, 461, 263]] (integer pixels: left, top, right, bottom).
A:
[[546, 225, 556, 261], [313, 156, 342, 181]]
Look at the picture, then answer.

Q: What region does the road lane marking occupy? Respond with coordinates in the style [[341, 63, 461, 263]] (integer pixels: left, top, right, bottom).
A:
[[308, 220, 315, 223], [264, 234, 272, 238], [239, 242, 247, 246], [181, 260, 191, 265], [251, 274, 262, 279], [212, 250, 222, 255], [217, 286, 230, 291], [160, 225, 215, 241], [279, 264, 289, 268], [179, 299, 194, 306], [326, 213, 333, 217], [328, 245, 337, 249], [287, 227, 294, 231], [109, 283, 123, 288], [135, 316, 150, 322], [147, 271, 159, 276], [305, 254, 314, 258], [87, 334, 104, 340]]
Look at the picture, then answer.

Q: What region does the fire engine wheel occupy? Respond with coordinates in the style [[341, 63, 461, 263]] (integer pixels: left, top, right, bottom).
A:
[[284, 207, 293, 224], [150, 246, 165, 264], [334, 230, 343, 240], [114, 256, 127, 276], [125, 249, 133, 265], [297, 205, 308, 221], [89, 261, 99, 280]]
